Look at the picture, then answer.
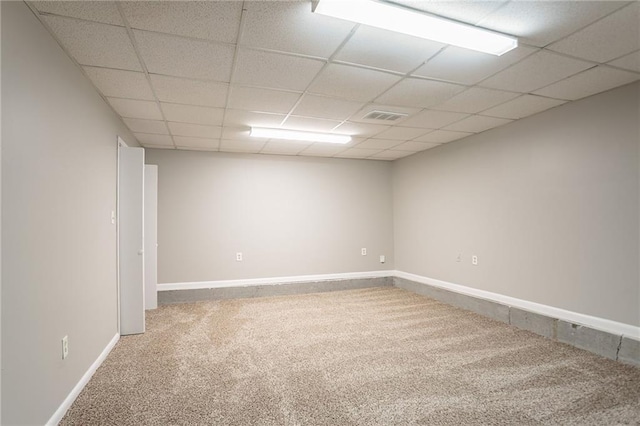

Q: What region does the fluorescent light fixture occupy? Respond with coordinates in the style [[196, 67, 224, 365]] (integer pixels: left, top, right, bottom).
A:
[[250, 127, 351, 144], [312, 0, 518, 56]]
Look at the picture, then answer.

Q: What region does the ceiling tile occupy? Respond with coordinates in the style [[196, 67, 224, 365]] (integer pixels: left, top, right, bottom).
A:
[[134, 133, 174, 147], [414, 130, 472, 143], [433, 87, 519, 114], [83, 67, 154, 100], [547, 2, 639, 63], [108, 98, 162, 120], [393, 141, 440, 152], [308, 64, 402, 102], [261, 141, 310, 155], [413, 45, 538, 85], [477, 1, 627, 47], [160, 103, 224, 126], [42, 16, 141, 71], [399, 109, 469, 129], [173, 136, 220, 150], [150, 75, 228, 107], [293, 95, 364, 121], [443, 115, 512, 133], [233, 49, 324, 91], [241, 1, 355, 58], [123, 118, 168, 134], [134, 30, 234, 81], [121, 1, 242, 43], [332, 121, 390, 138], [369, 150, 415, 160], [219, 139, 265, 154], [376, 78, 466, 108], [282, 116, 343, 132], [227, 86, 300, 114], [393, 1, 507, 25], [32, 1, 123, 25], [299, 144, 348, 157], [608, 50, 640, 73], [355, 139, 404, 150], [335, 148, 382, 159], [373, 127, 429, 141], [168, 122, 222, 139], [334, 25, 443, 73], [223, 110, 286, 128], [480, 51, 593, 93], [481, 95, 567, 119], [533, 66, 639, 101]]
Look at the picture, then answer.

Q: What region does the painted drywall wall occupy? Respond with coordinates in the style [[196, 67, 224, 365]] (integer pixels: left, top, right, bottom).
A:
[[145, 150, 394, 283], [0, 2, 3, 421], [1, 2, 136, 424], [393, 82, 640, 327]]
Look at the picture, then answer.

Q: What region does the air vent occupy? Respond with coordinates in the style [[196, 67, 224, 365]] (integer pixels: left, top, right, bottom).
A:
[[362, 110, 408, 121]]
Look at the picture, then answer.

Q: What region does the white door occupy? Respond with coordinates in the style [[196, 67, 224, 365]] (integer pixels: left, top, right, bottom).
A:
[[144, 165, 158, 310], [118, 145, 145, 335]]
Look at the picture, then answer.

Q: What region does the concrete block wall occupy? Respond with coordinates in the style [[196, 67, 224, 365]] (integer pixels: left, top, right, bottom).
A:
[[394, 277, 640, 367], [157, 275, 638, 367], [158, 276, 393, 305]]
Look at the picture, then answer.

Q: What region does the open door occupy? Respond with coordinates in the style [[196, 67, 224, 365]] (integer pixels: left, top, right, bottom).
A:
[[144, 165, 158, 310], [118, 141, 145, 335]]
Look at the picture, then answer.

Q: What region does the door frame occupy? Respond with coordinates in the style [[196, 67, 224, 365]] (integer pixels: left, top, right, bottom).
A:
[[116, 136, 128, 335]]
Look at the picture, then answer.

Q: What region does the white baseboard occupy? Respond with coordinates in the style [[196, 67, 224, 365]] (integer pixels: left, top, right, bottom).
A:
[[157, 269, 638, 340], [46, 333, 120, 426], [394, 270, 640, 340], [157, 270, 394, 291]]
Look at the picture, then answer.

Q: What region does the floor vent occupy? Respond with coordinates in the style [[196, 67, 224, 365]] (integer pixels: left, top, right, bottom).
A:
[[362, 110, 408, 121]]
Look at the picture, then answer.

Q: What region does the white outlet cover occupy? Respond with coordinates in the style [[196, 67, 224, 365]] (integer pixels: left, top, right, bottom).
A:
[[236, 252, 243, 261], [361, 248, 367, 256]]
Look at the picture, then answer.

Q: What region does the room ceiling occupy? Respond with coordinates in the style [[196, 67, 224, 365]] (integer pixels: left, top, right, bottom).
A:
[[28, 0, 640, 161]]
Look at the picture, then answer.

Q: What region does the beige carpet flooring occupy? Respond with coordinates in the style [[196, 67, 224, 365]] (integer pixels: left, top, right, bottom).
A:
[[61, 287, 640, 425]]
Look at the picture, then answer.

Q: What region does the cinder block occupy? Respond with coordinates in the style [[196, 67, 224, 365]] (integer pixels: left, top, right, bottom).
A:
[[557, 320, 620, 360], [214, 286, 258, 300], [159, 276, 392, 305], [452, 294, 510, 323], [393, 277, 509, 323], [394, 277, 443, 300], [617, 337, 640, 367], [158, 289, 213, 305], [510, 308, 557, 339]]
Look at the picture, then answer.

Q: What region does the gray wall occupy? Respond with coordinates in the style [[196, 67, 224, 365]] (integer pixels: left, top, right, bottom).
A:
[[0, 2, 3, 421], [145, 150, 394, 283], [393, 82, 640, 327], [1, 2, 136, 424]]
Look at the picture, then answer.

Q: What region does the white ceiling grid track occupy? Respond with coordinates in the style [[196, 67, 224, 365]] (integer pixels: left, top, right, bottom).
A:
[[27, 0, 640, 160]]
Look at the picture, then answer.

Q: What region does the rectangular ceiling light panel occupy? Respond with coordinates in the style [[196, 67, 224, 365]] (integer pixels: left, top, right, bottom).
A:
[[250, 127, 352, 144], [313, 0, 518, 56]]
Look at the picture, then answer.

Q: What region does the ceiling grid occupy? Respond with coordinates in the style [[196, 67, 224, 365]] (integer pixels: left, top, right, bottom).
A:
[[26, 0, 640, 160]]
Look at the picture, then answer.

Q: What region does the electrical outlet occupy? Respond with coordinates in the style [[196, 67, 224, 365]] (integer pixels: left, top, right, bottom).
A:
[[380, 255, 385, 263], [361, 248, 367, 256], [111, 211, 116, 225], [236, 252, 243, 262], [456, 253, 462, 262], [62, 335, 69, 360], [472, 255, 478, 266]]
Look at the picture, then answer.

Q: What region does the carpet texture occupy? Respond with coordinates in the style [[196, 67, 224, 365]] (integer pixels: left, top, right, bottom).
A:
[[62, 287, 640, 425]]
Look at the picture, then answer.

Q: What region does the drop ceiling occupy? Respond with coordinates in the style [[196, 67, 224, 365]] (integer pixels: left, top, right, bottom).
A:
[[28, 0, 640, 160]]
